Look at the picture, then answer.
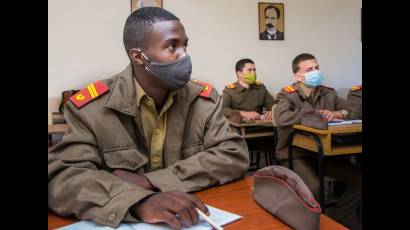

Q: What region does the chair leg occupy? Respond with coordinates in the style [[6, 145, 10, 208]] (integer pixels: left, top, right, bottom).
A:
[[256, 151, 261, 169]]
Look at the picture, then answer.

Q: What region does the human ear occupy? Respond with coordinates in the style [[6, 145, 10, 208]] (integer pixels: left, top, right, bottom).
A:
[[129, 48, 144, 66]]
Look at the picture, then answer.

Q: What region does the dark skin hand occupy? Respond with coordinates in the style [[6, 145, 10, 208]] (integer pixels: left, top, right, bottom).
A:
[[132, 191, 210, 229], [113, 169, 210, 229]]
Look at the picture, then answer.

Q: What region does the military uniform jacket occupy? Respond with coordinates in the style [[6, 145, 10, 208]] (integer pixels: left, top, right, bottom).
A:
[[274, 82, 355, 160], [48, 64, 249, 227], [221, 81, 276, 117]]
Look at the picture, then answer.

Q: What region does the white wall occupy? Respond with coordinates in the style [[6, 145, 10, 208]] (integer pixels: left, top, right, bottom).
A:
[[48, 0, 362, 111]]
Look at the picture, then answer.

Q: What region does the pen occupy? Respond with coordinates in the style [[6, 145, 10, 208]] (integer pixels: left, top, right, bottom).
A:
[[195, 208, 223, 230]]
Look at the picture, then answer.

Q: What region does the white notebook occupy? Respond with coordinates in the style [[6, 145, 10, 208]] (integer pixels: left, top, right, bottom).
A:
[[57, 205, 242, 230], [328, 119, 362, 126]]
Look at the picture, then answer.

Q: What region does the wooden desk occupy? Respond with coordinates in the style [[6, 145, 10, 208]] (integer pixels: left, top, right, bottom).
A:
[[229, 120, 277, 169], [48, 124, 69, 146], [288, 124, 362, 212], [48, 177, 347, 230], [48, 124, 69, 134], [229, 120, 274, 139]]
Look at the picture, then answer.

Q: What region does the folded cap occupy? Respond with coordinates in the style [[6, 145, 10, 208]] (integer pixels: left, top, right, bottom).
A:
[[301, 109, 328, 130], [253, 165, 321, 230]]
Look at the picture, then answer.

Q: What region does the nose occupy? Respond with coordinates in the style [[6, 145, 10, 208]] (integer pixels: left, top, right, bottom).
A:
[[178, 48, 187, 59]]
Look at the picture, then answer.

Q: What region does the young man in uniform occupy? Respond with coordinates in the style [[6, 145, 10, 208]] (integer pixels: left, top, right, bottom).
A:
[[222, 58, 276, 122], [274, 53, 362, 229], [48, 7, 249, 229]]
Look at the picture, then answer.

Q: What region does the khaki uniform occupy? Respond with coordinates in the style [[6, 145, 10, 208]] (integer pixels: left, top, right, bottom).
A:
[[274, 82, 361, 230], [48, 64, 249, 227], [347, 85, 362, 120], [221, 81, 275, 118]]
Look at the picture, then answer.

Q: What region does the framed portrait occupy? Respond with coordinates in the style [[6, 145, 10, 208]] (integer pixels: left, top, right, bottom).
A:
[[131, 0, 163, 13], [258, 2, 285, 40]]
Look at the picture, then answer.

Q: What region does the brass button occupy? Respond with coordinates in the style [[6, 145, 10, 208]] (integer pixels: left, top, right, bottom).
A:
[[154, 128, 160, 134], [108, 213, 116, 221], [152, 156, 160, 163], [146, 99, 153, 106]]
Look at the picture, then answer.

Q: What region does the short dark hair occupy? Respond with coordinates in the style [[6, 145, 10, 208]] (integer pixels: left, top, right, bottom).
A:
[[265, 5, 280, 19], [235, 58, 254, 72], [292, 53, 316, 73], [123, 7, 179, 54]]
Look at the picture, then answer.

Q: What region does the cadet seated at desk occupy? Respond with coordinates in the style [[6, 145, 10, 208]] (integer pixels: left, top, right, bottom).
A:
[[347, 85, 362, 119], [274, 53, 362, 230], [48, 7, 249, 229], [222, 58, 276, 123]]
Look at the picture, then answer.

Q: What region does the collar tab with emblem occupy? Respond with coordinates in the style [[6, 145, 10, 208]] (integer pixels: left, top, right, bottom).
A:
[[69, 80, 110, 108]]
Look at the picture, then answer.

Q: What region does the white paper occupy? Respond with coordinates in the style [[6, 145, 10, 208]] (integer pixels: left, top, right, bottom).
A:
[[57, 205, 242, 230]]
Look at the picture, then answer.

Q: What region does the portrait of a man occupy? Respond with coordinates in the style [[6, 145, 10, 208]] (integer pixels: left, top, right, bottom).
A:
[[131, 0, 163, 12], [259, 3, 284, 41]]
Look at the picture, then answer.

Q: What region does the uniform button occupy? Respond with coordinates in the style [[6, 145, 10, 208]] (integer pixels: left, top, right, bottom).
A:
[[108, 213, 116, 221], [154, 128, 160, 134], [152, 156, 160, 163], [146, 100, 153, 106]]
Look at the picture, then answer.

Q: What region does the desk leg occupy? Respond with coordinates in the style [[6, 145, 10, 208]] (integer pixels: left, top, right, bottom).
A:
[[317, 140, 325, 213], [287, 131, 295, 170], [289, 131, 326, 213], [307, 133, 325, 214]]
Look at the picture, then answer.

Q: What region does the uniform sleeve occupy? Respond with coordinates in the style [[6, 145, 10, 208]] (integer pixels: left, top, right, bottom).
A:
[[48, 102, 156, 227], [334, 93, 357, 120], [263, 87, 276, 111], [144, 94, 249, 193], [274, 92, 306, 126], [347, 90, 362, 119], [221, 89, 235, 117]]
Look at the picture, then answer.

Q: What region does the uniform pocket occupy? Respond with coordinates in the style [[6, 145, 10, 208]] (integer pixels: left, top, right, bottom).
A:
[[182, 142, 204, 158], [102, 148, 148, 170]]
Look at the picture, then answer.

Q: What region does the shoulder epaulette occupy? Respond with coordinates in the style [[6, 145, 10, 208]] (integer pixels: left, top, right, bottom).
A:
[[351, 85, 362, 91], [282, 85, 297, 94], [225, 82, 237, 89], [192, 80, 214, 98], [69, 80, 109, 108], [255, 80, 264, 86]]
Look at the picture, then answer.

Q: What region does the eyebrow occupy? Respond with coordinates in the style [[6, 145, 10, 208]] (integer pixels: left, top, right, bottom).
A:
[[163, 37, 188, 45]]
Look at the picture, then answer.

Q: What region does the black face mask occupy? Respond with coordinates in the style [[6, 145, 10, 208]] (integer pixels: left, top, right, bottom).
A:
[[139, 50, 192, 89]]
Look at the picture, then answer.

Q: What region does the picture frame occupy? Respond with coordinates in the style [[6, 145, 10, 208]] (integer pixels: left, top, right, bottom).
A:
[[131, 0, 163, 13], [258, 2, 285, 40]]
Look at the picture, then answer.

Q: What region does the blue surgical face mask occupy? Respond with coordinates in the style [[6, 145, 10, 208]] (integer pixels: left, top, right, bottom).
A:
[[303, 70, 323, 88]]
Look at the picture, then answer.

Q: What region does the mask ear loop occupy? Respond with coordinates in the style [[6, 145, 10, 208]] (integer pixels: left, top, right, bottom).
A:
[[136, 48, 151, 71]]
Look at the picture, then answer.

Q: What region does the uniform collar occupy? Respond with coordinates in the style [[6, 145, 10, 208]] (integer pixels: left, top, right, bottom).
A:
[[134, 78, 178, 108], [104, 63, 204, 116], [294, 82, 331, 101], [236, 80, 258, 93]]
